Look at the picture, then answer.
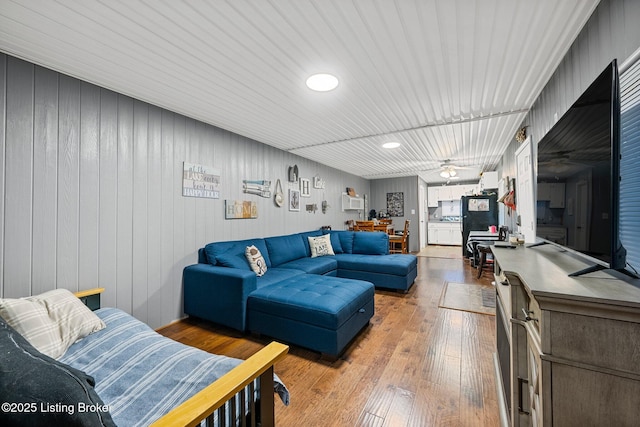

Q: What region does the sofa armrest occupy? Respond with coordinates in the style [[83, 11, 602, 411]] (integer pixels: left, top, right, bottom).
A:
[[183, 264, 257, 331]]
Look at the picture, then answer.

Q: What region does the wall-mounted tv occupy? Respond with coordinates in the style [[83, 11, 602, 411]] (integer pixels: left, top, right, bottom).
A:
[[534, 59, 634, 277]]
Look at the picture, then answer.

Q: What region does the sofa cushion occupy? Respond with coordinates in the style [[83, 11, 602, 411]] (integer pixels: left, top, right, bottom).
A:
[[265, 234, 307, 266], [324, 230, 344, 254], [278, 256, 338, 275], [0, 317, 116, 426], [256, 268, 306, 288], [353, 231, 389, 255], [216, 252, 251, 270], [205, 239, 271, 268], [248, 275, 374, 330], [335, 253, 417, 276], [299, 230, 324, 256], [333, 231, 354, 254]]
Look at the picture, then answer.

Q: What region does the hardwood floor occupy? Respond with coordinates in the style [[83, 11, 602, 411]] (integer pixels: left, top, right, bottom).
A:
[[158, 256, 499, 426]]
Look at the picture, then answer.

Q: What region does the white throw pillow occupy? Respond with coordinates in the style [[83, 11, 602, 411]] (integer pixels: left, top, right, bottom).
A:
[[308, 234, 335, 258], [0, 288, 105, 359], [245, 245, 268, 276]]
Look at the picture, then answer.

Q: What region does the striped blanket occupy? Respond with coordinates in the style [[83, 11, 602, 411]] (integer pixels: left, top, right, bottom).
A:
[[59, 308, 289, 427]]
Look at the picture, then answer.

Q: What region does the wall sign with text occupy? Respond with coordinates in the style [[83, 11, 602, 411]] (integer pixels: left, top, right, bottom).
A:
[[183, 162, 221, 199]]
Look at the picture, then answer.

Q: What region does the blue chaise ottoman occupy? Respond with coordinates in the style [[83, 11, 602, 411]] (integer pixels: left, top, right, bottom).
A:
[[246, 275, 375, 357]]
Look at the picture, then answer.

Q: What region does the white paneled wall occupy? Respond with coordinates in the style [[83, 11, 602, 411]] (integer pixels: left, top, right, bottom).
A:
[[0, 54, 370, 328]]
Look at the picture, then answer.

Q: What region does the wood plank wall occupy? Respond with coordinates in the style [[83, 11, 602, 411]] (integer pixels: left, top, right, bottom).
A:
[[0, 53, 370, 328]]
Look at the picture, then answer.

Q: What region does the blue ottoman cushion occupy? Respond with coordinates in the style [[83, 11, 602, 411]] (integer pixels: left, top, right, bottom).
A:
[[248, 275, 374, 330]]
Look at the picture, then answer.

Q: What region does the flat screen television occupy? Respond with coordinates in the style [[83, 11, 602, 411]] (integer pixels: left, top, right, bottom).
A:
[[534, 59, 633, 277]]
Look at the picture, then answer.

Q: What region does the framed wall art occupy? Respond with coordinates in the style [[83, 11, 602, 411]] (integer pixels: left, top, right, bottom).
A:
[[300, 178, 310, 197], [386, 192, 404, 217], [225, 200, 257, 219], [289, 189, 300, 211]]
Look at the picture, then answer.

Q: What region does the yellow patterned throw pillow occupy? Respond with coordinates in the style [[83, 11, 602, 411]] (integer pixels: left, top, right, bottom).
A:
[[245, 245, 268, 276], [308, 234, 335, 258]]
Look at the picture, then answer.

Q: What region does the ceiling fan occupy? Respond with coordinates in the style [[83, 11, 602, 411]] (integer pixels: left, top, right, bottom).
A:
[[437, 160, 475, 179]]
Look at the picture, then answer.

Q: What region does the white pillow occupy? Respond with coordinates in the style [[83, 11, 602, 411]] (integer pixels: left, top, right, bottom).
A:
[[245, 245, 268, 276], [0, 288, 106, 359], [308, 234, 335, 258]]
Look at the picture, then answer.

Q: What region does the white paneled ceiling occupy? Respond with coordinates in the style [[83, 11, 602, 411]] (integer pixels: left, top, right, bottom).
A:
[[0, 0, 600, 183]]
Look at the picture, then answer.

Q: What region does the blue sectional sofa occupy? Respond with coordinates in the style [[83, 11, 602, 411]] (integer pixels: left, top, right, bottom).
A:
[[183, 229, 417, 356]]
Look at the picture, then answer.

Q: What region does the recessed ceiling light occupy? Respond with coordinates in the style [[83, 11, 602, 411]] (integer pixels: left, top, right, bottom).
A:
[[306, 73, 339, 92], [382, 142, 401, 149]]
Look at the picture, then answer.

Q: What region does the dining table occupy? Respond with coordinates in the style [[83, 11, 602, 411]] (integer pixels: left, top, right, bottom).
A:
[[466, 230, 500, 267]]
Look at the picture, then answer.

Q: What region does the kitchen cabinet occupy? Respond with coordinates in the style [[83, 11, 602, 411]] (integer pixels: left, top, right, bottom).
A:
[[427, 222, 461, 245], [427, 184, 476, 206], [427, 187, 440, 207], [479, 171, 499, 190], [537, 183, 565, 208]]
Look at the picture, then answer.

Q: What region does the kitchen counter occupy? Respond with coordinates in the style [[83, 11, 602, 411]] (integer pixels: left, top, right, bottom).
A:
[[428, 218, 461, 223]]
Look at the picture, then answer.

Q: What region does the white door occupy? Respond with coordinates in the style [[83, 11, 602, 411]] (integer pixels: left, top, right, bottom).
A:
[[516, 137, 536, 243]]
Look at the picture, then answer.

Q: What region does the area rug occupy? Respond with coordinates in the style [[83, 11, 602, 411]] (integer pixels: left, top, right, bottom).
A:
[[438, 281, 496, 315], [417, 246, 463, 259]]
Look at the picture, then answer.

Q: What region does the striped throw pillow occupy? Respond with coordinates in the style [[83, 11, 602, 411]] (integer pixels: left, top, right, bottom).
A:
[[0, 289, 105, 359]]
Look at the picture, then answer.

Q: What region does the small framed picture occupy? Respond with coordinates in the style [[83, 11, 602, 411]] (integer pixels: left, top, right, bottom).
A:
[[300, 178, 310, 197], [289, 189, 300, 211]]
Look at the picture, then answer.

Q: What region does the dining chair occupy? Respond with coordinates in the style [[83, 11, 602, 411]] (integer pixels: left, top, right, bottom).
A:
[[476, 243, 493, 278], [354, 220, 374, 231], [389, 220, 410, 253], [374, 224, 390, 233], [477, 226, 508, 277]]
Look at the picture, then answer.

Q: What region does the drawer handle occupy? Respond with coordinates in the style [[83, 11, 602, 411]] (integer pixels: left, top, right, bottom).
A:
[[521, 308, 538, 322]]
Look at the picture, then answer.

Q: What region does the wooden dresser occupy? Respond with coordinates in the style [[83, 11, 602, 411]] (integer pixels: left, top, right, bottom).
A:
[[492, 244, 640, 427]]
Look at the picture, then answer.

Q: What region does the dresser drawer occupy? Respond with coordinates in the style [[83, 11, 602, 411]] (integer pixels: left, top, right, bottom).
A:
[[507, 273, 541, 339]]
